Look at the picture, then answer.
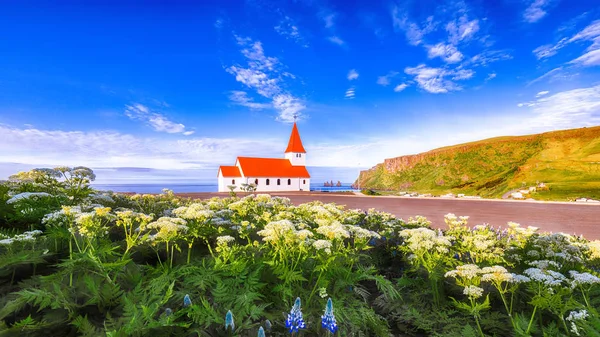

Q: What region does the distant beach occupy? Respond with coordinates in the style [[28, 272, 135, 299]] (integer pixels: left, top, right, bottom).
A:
[[92, 183, 359, 193]]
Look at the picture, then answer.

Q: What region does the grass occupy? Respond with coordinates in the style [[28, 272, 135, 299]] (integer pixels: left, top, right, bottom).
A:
[[357, 126, 600, 201]]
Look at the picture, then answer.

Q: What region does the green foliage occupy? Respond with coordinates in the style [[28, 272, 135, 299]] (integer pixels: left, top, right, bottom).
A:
[[1, 169, 600, 336], [361, 189, 381, 196]]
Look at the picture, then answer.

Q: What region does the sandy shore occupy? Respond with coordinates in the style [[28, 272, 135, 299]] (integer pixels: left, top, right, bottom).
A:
[[176, 192, 600, 240]]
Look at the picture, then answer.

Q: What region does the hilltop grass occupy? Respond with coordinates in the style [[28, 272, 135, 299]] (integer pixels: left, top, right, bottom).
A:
[[357, 126, 600, 201]]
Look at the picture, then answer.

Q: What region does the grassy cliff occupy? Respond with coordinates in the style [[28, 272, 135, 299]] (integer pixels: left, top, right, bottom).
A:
[[356, 126, 600, 200]]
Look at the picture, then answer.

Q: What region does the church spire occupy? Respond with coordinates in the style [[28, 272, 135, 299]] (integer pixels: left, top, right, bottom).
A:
[[285, 122, 306, 153]]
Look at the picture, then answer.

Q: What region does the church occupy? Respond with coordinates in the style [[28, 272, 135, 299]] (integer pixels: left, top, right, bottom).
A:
[[217, 122, 311, 192]]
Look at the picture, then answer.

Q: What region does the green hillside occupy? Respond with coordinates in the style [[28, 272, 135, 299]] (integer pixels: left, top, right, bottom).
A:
[[356, 126, 600, 200]]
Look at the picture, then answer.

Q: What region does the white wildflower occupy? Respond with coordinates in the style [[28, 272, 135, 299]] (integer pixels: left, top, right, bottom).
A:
[[508, 274, 531, 284], [313, 240, 332, 254], [445, 264, 482, 280], [566, 310, 589, 321], [257, 220, 296, 242], [569, 271, 600, 288], [346, 225, 381, 240], [528, 260, 561, 270], [400, 227, 453, 254], [463, 285, 484, 299], [524, 268, 565, 286], [6, 192, 52, 204], [481, 266, 513, 283], [316, 221, 350, 240], [216, 235, 235, 246]]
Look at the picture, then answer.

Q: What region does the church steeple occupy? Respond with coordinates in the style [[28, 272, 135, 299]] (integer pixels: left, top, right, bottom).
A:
[[284, 121, 306, 166], [285, 122, 307, 153]]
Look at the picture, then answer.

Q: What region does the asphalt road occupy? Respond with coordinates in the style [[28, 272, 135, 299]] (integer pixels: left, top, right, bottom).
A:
[[179, 192, 600, 240]]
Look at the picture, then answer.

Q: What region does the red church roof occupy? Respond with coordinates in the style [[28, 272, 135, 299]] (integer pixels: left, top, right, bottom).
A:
[[237, 157, 310, 178], [218, 166, 241, 177], [284, 123, 306, 153]]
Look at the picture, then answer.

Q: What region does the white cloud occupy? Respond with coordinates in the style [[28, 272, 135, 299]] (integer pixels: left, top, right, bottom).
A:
[[347, 69, 359, 81], [394, 83, 409, 92], [466, 50, 513, 67], [527, 67, 566, 85], [376, 71, 399, 86], [536, 90, 550, 97], [427, 43, 463, 63], [272, 94, 306, 122], [226, 36, 305, 122], [569, 49, 600, 66], [533, 39, 568, 59], [446, 15, 479, 45], [533, 20, 600, 61], [523, 0, 551, 23], [452, 69, 474, 80], [321, 12, 336, 29], [570, 19, 600, 42], [124, 104, 192, 135], [404, 64, 472, 94], [486, 73, 497, 81], [229, 91, 271, 109], [274, 16, 306, 47], [391, 6, 437, 46], [521, 85, 600, 127], [328, 36, 345, 46], [0, 124, 288, 171], [345, 88, 355, 99]]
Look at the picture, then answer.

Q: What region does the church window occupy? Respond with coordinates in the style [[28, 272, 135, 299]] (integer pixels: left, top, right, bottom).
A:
[[299, 154, 301, 157], [303, 180, 306, 184], [232, 179, 235, 184], [288, 179, 291, 185], [255, 179, 258, 185], [277, 179, 281, 185], [266, 179, 270, 185]]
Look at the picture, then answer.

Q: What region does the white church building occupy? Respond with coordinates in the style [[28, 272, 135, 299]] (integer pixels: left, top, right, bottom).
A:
[[217, 122, 311, 192]]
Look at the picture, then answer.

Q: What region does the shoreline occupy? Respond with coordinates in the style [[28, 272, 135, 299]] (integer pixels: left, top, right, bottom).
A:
[[172, 191, 600, 206]]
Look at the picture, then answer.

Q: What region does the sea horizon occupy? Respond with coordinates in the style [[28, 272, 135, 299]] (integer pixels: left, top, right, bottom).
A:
[[92, 182, 358, 193]]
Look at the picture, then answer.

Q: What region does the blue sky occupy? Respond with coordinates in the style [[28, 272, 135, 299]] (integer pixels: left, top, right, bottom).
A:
[[0, 0, 599, 183]]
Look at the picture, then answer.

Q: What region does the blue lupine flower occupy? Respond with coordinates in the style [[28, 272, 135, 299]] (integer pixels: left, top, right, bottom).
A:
[[453, 253, 460, 260], [257, 326, 266, 337], [368, 238, 377, 246], [321, 298, 338, 334], [265, 319, 272, 331], [391, 250, 397, 257], [225, 310, 235, 331], [285, 297, 306, 333], [164, 308, 172, 316], [183, 294, 192, 307]]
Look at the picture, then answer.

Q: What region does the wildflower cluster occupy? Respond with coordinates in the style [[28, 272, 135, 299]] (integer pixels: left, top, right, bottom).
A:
[[0, 230, 43, 246], [6, 192, 53, 204], [285, 297, 306, 334], [321, 298, 338, 333]]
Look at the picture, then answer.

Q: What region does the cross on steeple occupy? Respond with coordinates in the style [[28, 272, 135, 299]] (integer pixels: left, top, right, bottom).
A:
[[293, 113, 298, 123]]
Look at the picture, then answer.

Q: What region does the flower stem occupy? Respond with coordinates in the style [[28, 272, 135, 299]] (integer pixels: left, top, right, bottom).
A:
[[187, 243, 193, 264], [526, 305, 537, 335], [69, 237, 73, 287], [474, 315, 485, 337]]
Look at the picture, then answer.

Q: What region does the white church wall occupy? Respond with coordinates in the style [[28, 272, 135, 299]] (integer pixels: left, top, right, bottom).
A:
[[218, 174, 246, 193], [284, 152, 306, 166], [243, 177, 310, 192], [219, 176, 310, 192]]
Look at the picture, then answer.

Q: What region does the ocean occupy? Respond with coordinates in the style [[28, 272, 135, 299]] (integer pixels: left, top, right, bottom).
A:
[[91, 183, 359, 194]]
